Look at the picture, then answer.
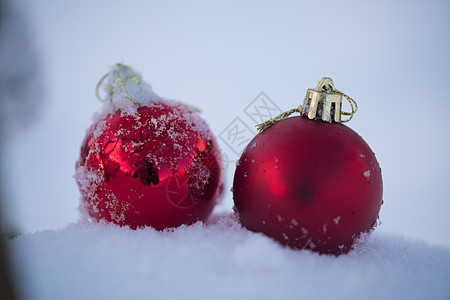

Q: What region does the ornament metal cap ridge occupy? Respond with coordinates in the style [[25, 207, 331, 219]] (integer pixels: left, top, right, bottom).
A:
[[256, 77, 358, 132], [302, 77, 342, 123]]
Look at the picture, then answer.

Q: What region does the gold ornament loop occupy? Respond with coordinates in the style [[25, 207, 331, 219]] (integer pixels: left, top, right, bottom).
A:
[[334, 88, 358, 123], [95, 63, 202, 113], [256, 78, 358, 132], [95, 63, 142, 105], [117, 73, 141, 105], [95, 73, 109, 102], [256, 106, 302, 132]]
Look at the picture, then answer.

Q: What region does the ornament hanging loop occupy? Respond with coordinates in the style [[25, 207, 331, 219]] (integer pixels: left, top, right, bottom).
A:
[[95, 73, 109, 102], [95, 63, 202, 112], [302, 77, 342, 123], [95, 63, 142, 105], [256, 77, 358, 132]]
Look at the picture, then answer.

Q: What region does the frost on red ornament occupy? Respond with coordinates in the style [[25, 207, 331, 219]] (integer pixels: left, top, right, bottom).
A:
[[75, 74, 223, 229], [233, 94, 383, 255], [76, 103, 223, 229]]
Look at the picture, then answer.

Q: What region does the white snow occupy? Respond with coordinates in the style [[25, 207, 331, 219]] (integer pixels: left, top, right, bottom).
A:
[[98, 63, 158, 116], [7, 214, 450, 300]]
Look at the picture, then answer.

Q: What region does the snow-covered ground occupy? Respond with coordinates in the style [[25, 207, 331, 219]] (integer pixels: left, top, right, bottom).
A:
[[8, 214, 450, 300], [1, 0, 450, 299]]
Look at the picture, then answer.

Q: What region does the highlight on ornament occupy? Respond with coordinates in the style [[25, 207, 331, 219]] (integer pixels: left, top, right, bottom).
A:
[[75, 63, 224, 230], [233, 77, 383, 255]]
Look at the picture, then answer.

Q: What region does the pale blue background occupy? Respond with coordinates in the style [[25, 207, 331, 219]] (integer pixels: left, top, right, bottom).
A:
[[2, 0, 450, 247]]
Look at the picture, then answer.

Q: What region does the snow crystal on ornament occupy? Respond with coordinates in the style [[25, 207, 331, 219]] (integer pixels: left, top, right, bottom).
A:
[[290, 218, 298, 226], [75, 165, 104, 202], [99, 64, 158, 116], [333, 216, 341, 225], [92, 63, 212, 141]]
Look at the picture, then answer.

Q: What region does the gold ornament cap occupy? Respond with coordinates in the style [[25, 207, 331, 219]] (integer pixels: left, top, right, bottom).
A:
[[301, 77, 342, 123], [256, 77, 357, 132]]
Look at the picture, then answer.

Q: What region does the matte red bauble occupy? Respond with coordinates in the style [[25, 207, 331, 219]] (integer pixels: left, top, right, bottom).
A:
[[233, 78, 382, 255], [75, 64, 223, 230]]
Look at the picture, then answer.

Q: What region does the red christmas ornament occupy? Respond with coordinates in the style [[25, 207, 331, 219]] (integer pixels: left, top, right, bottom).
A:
[[75, 64, 223, 229], [233, 78, 382, 255]]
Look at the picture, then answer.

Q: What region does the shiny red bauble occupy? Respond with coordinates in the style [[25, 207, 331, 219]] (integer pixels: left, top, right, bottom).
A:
[[75, 102, 223, 230], [233, 116, 382, 254]]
